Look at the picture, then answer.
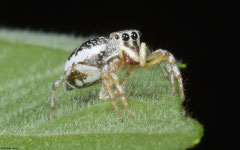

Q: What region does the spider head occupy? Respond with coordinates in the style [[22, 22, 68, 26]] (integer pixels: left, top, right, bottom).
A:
[[108, 29, 142, 65]]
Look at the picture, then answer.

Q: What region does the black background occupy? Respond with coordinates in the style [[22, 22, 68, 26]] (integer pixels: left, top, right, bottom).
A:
[[0, 2, 221, 149]]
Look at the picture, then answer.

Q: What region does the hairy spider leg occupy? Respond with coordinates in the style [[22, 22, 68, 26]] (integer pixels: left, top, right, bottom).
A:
[[157, 63, 169, 80], [122, 67, 134, 88], [108, 58, 133, 118], [99, 81, 113, 100], [99, 67, 133, 101], [144, 49, 185, 100], [50, 67, 73, 119], [101, 64, 123, 121], [101, 58, 134, 120]]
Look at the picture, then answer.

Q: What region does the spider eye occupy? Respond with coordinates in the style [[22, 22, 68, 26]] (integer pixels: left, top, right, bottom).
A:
[[131, 32, 138, 40], [122, 33, 130, 41], [115, 35, 120, 40], [138, 31, 142, 36]]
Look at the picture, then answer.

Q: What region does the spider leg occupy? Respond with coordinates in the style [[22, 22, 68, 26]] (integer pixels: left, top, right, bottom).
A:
[[163, 62, 176, 95], [157, 63, 169, 80], [98, 67, 133, 101], [145, 49, 185, 100], [108, 59, 133, 118], [99, 82, 112, 101], [122, 67, 133, 89], [101, 64, 123, 121], [49, 67, 73, 119]]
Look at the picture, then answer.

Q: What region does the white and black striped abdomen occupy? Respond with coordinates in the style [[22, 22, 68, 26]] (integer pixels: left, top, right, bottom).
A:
[[65, 37, 108, 89]]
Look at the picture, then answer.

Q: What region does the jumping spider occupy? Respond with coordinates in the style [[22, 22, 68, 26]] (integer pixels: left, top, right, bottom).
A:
[[50, 29, 185, 121]]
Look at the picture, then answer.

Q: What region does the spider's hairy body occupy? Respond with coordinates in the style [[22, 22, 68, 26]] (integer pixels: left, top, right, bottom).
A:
[[50, 29, 185, 121]]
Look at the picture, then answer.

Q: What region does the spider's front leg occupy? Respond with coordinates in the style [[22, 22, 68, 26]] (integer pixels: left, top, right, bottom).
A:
[[98, 66, 133, 101], [101, 58, 133, 121], [144, 49, 185, 100]]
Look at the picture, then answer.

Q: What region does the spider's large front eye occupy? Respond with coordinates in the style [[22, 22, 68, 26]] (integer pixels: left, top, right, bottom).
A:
[[122, 33, 130, 41], [131, 32, 138, 40]]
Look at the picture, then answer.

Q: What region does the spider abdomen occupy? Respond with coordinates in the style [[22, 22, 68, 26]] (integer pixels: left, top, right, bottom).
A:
[[65, 37, 108, 89]]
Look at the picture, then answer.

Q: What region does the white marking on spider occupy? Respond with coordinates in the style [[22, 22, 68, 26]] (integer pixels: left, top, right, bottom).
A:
[[173, 65, 180, 76], [154, 49, 166, 55], [65, 44, 107, 70], [75, 79, 83, 86], [169, 55, 174, 63]]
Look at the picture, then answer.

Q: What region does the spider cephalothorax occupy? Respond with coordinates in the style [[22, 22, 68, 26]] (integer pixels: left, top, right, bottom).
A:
[[104, 30, 142, 65], [50, 29, 184, 121]]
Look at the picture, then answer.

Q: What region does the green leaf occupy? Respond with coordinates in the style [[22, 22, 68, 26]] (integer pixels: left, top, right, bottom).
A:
[[0, 28, 203, 150]]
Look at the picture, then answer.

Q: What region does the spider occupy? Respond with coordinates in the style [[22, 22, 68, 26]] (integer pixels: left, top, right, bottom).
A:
[[50, 29, 184, 121]]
